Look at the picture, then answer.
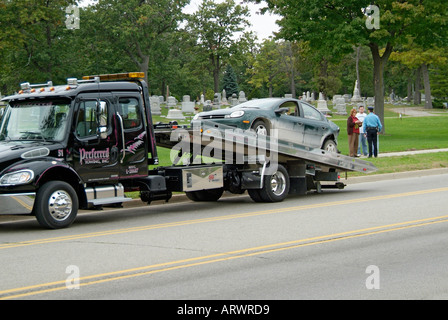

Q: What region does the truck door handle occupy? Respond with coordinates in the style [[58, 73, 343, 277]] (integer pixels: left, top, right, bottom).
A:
[[116, 112, 126, 163]]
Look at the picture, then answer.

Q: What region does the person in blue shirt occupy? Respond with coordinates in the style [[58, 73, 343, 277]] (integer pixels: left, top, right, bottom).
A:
[[362, 106, 383, 158]]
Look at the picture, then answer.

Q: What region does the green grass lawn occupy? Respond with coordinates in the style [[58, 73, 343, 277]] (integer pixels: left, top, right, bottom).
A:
[[333, 115, 448, 155]]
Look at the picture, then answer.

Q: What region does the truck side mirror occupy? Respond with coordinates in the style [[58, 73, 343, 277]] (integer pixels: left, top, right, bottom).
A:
[[96, 101, 108, 139]]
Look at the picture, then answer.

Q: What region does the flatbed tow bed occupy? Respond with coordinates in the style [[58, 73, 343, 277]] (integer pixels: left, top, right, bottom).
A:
[[154, 120, 377, 198], [154, 120, 377, 174]]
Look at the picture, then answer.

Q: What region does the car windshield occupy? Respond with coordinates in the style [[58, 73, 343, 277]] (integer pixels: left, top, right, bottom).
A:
[[0, 100, 70, 142], [234, 99, 280, 110]]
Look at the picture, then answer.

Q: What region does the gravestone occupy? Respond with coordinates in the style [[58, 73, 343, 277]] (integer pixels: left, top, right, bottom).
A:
[[150, 95, 161, 115], [335, 97, 347, 115], [222, 89, 228, 105], [231, 93, 239, 107], [306, 91, 311, 102], [213, 93, 221, 109], [167, 109, 185, 120], [203, 100, 212, 112], [317, 92, 331, 114], [181, 95, 195, 113], [167, 96, 177, 108], [332, 95, 342, 105], [238, 91, 247, 104]]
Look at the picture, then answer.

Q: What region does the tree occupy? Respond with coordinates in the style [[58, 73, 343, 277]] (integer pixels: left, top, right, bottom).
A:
[[87, 0, 189, 84], [222, 65, 238, 98], [248, 38, 281, 97], [390, 46, 447, 108], [251, 0, 448, 133], [0, 0, 78, 93], [187, 0, 251, 93]]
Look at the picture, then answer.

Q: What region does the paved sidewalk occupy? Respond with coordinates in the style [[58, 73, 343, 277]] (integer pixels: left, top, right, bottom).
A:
[[376, 148, 448, 158]]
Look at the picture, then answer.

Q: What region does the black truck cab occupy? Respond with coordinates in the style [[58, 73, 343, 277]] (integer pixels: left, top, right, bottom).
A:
[[0, 73, 163, 228]]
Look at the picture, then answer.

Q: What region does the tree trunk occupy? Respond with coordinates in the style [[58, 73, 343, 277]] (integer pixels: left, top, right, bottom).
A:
[[369, 43, 393, 134], [356, 46, 361, 96], [421, 63, 433, 109], [414, 66, 421, 105], [290, 67, 296, 98], [213, 67, 220, 93], [407, 77, 412, 103]]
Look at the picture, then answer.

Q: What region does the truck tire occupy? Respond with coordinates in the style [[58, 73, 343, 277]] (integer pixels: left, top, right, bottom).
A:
[[248, 189, 264, 203], [257, 164, 290, 202], [185, 188, 224, 202], [34, 181, 78, 229]]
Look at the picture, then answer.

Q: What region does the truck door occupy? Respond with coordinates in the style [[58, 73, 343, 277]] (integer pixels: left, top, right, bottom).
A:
[[115, 95, 148, 179], [72, 96, 120, 183]]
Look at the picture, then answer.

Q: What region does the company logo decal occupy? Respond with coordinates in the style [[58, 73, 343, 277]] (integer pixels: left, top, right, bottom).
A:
[[79, 148, 110, 165]]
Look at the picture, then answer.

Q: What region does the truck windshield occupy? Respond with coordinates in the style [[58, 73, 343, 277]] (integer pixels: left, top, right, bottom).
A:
[[0, 101, 71, 142]]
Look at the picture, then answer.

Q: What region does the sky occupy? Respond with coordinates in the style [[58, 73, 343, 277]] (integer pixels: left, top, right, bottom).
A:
[[79, 0, 280, 41], [183, 0, 280, 41]]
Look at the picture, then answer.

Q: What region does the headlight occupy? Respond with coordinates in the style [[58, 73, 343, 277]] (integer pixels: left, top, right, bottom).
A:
[[225, 110, 245, 118], [193, 114, 200, 121], [0, 170, 34, 186]]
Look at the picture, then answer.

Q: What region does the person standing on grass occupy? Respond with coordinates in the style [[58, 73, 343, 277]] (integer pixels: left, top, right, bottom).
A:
[[363, 106, 383, 158], [347, 108, 362, 157], [356, 105, 368, 157]]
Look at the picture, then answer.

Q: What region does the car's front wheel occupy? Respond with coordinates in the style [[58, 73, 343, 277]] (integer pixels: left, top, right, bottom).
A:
[[322, 139, 338, 153], [251, 120, 270, 136]]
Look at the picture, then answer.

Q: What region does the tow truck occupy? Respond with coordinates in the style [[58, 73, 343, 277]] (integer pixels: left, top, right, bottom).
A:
[[0, 72, 376, 229]]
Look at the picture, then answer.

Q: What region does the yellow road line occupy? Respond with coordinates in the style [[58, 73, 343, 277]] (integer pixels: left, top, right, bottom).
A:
[[2, 214, 448, 300], [1, 187, 448, 250]]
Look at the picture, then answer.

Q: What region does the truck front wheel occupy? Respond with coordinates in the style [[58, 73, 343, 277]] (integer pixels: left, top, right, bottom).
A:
[[34, 181, 78, 229]]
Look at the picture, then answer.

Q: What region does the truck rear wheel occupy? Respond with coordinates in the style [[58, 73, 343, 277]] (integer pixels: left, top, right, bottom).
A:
[[34, 181, 78, 229], [253, 164, 290, 203]]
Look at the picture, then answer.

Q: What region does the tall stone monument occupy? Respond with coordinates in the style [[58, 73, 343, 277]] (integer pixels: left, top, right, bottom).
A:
[[351, 80, 362, 103]]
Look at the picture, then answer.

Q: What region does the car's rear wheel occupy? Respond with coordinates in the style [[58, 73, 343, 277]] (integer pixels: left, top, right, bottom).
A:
[[251, 120, 270, 136]]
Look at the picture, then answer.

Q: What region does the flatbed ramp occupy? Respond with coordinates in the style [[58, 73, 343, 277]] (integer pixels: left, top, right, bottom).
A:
[[154, 120, 377, 174]]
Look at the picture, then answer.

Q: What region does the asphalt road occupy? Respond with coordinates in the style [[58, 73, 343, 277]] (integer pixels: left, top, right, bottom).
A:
[[1, 169, 448, 301]]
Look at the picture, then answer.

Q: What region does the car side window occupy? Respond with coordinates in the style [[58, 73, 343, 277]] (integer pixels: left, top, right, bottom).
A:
[[280, 101, 300, 117], [301, 103, 323, 121]]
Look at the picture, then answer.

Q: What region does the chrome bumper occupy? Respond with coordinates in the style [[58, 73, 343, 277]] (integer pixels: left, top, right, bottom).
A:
[[0, 193, 36, 215]]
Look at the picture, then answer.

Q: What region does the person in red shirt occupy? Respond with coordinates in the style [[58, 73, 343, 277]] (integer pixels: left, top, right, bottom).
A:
[[347, 108, 362, 157]]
